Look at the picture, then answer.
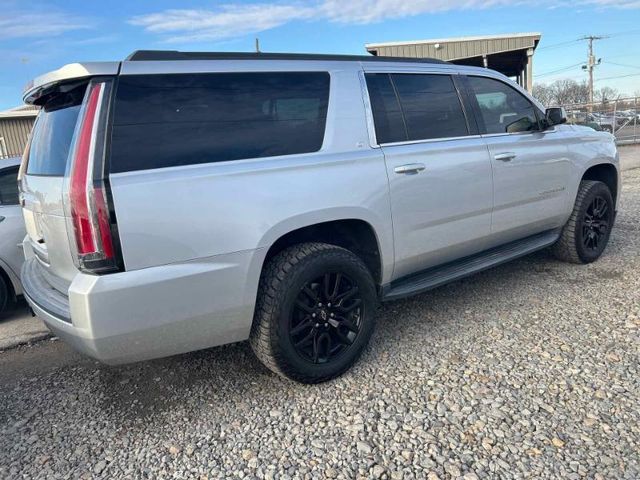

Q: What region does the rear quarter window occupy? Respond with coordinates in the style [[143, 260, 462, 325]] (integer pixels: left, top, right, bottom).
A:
[[109, 72, 330, 173]]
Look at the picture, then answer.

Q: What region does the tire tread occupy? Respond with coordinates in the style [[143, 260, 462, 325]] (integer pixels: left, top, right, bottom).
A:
[[551, 180, 605, 264], [250, 242, 374, 383]]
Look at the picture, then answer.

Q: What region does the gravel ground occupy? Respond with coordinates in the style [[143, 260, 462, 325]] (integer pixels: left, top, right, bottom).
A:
[[1, 171, 639, 480]]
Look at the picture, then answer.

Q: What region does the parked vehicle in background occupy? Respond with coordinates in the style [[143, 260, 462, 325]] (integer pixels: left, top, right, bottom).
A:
[[20, 51, 620, 383], [562, 98, 640, 145], [566, 111, 629, 133], [0, 156, 25, 315], [594, 113, 627, 132], [566, 111, 603, 131]]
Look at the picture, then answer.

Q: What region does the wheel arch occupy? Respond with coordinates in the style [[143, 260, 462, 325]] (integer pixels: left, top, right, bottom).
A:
[[581, 162, 619, 208], [258, 216, 389, 287]]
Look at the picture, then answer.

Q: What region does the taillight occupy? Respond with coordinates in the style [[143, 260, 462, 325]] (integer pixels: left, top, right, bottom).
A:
[[66, 80, 120, 273]]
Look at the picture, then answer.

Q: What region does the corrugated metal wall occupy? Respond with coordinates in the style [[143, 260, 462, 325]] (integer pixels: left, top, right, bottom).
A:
[[369, 36, 536, 61], [0, 117, 35, 158]]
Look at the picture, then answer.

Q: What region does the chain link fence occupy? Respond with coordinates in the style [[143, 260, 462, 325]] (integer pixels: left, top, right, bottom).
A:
[[563, 97, 640, 145]]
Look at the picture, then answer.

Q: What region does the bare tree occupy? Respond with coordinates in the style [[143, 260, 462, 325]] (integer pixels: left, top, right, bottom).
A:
[[533, 79, 589, 106], [596, 86, 619, 104], [532, 83, 554, 106], [552, 79, 590, 105]]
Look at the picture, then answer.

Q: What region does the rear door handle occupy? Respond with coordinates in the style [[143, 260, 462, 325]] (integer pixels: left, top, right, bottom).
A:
[[394, 163, 426, 174], [494, 152, 516, 162]]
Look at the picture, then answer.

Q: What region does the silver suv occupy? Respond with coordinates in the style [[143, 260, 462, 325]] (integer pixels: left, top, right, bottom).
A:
[[20, 51, 619, 383]]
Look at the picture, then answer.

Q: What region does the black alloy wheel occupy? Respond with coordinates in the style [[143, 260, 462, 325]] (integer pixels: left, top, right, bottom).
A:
[[551, 180, 615, 264], [250, 242, 377, 384], [581, 195, 611, 253], [289, 272, 363, 364]]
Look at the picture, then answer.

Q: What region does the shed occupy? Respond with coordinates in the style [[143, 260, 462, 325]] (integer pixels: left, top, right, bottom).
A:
[[0, 105, 38, 159], [365, 32, 541, 92]]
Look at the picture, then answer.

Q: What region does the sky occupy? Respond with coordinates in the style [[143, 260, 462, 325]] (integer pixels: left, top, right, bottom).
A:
[[1, 0, 640, 110]]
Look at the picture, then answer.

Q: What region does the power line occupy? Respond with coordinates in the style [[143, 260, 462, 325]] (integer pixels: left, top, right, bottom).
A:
[[534, 33, 640, 88], [608, 28, 640, 38], [537, 39, 582, 51], [603, 61, 640, 70], [581, 35, 608, 104], [534, 63, 584, 77], [595, 72, 640, 82], [536, 29, 640, 53]]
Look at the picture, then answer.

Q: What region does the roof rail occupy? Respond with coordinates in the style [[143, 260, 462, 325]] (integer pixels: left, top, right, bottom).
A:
[[125, 50, 447, 64]]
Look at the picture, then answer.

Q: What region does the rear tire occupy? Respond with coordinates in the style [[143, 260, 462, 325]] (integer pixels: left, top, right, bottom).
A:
[[0, 272, 14, 317], [551, 180, 614, 264], [250, 242, 377, 384]]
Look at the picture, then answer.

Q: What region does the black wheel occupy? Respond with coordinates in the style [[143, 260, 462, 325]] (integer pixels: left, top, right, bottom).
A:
[[551, 180, 614, 264], [250, 242, 377, 384]]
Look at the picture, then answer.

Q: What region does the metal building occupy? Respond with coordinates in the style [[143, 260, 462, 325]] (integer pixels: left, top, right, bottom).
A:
[[365, 32, 541, 92], [0, 105, 38, 159]]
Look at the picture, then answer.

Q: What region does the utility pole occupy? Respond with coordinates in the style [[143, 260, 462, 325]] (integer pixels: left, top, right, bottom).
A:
[[581, 35, 606, 107]]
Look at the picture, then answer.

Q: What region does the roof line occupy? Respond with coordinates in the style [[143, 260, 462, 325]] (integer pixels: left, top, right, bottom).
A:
[[125, 50, 447, 63], [0, 110, 38, 119], [366, 32, 542, 49]]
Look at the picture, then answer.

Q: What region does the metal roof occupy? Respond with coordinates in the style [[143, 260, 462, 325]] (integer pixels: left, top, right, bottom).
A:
[[365, 32, 541, 63], [126, 50, 447, 64], [366, 32, 541, 49], [0, 104, 39, 119]]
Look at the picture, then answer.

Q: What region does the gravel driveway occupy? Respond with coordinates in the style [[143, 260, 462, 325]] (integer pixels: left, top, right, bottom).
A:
[[1, 170, 639, 480]]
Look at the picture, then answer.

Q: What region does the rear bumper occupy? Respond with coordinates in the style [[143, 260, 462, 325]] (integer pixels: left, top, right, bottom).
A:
[[21, 249, 263, 364], [21, 258, 71, 322]]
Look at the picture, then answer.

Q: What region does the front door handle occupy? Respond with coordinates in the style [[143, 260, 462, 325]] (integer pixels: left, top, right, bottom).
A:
[[394, 163, 426, 174], [494, 152, 516, 162]]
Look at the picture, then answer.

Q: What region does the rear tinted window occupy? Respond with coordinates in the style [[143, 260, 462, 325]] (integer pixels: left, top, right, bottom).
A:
[[366, 73, 469, 144], [365, 73, 407, 144], [110, 72, 330, 173], [26, 85, 85, 176], [391, 74, 468, 141]]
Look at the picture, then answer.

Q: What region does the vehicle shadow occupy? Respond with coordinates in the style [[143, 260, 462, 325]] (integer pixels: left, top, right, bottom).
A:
[[90, 248, 564, 419], [87, 209, 634, 420]]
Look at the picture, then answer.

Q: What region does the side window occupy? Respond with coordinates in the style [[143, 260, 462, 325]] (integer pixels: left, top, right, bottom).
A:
[[467, 76, 539, 134], [391, 74, 469, 141], [110, 72, 330, 173], [0, 166, 19, 206], [365, 73, 407, 144], [365, 73, 469, 144]]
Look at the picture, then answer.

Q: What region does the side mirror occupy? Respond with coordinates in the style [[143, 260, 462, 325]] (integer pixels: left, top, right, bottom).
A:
[[545, 107, 567, 128]]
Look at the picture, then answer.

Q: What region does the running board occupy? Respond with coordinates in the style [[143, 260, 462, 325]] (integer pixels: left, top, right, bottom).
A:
[[382, 229, 560, 302]]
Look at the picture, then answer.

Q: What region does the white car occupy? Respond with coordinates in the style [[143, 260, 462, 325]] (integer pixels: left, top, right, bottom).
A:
[[0, 157, 24, 315]]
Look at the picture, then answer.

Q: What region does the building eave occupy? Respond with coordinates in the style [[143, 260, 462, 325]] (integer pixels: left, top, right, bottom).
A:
[[366, 32, 542, 50]]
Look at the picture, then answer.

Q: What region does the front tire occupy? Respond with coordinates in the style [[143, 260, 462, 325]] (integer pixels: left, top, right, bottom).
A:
[[250, 242, 377, 384], [551, 180, 614, 264]]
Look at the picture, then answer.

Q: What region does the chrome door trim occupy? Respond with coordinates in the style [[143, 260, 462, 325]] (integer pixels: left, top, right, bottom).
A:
[[358, 70, 380, 149], [379, 134, 483, 148]]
